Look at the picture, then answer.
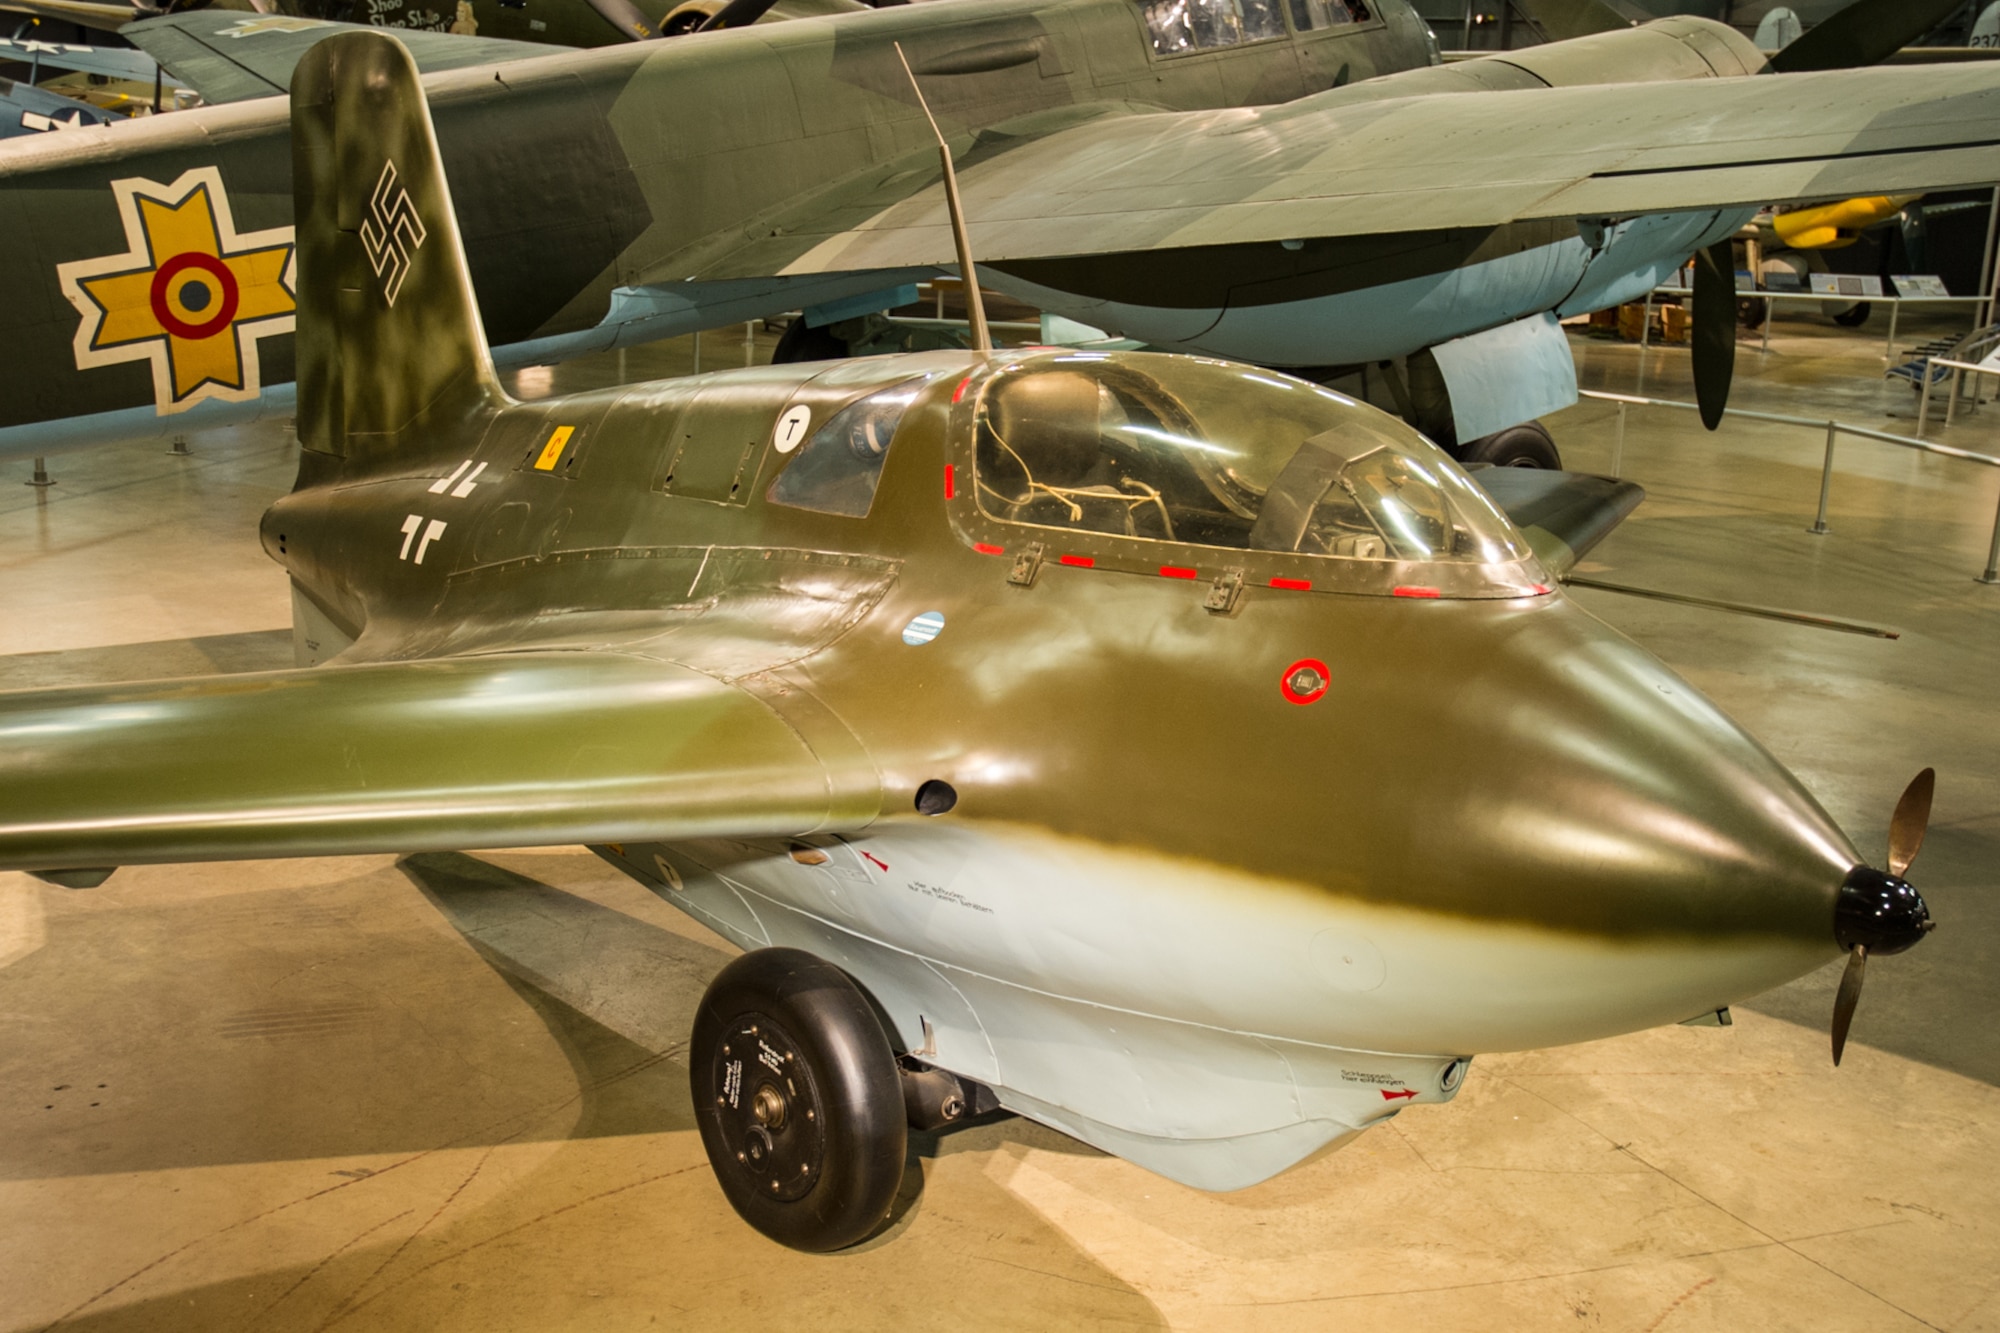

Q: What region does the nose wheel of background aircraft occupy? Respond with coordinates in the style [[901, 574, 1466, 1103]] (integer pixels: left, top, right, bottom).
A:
[[691, 948, 907, 1251], [1831, 768, 1937, 1065]]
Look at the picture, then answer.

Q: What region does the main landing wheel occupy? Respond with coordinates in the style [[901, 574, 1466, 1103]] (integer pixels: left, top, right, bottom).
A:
[[1458, 420, 1561, 469], [690, 948, 907, 1252], [772, 319, 851, 364]]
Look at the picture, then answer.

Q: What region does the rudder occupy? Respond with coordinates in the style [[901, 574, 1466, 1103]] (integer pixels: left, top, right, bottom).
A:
[[290, 32, 504, 461]]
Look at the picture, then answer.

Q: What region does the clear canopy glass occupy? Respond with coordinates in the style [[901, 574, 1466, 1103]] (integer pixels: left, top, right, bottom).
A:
[[969, 352, 1534, 574]]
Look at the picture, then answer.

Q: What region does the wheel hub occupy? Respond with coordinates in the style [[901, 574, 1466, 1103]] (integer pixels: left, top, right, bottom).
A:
[[712, 1016, 825, 1201]]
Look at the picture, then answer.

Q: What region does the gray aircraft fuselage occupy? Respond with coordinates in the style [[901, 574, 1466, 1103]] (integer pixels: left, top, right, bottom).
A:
[[0, 0, 1745, 457]]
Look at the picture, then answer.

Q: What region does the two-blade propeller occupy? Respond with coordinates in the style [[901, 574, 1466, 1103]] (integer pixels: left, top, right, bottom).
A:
[[1830, 768, 1936, 1065], [1679, 0, 1965, 429]]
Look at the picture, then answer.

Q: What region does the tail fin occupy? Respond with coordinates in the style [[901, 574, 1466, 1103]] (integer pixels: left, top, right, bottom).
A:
[[290, 31, 504, 462]]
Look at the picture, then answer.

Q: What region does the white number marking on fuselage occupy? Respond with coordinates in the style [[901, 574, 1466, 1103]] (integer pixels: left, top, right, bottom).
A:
[[398, 514, 447, 564], [414, 519, 446, 565], [427, 459, 488, 497]]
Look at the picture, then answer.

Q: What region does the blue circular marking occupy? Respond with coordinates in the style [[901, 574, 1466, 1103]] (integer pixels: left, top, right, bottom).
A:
[[179, 279, 212, 312], [902, 611, 945, 646]]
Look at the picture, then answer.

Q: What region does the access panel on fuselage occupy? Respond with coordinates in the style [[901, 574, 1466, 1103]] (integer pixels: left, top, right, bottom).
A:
[[658, 380, 777, 506]]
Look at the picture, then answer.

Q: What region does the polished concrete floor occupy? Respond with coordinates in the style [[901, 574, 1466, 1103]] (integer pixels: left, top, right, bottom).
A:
[[3, 310, 1999, 1331]]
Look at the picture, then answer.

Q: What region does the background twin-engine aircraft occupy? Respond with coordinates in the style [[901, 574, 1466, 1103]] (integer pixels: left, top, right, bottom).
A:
[[1, 0, 1998, 461], [0, 28, 1939, 1252]]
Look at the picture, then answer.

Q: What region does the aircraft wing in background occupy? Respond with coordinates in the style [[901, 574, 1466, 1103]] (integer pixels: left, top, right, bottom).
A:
[[122, 10, 573, 105], [0, 73, 118, 136], [700, 60, 2000, 280], [0, 33, 169, 84]]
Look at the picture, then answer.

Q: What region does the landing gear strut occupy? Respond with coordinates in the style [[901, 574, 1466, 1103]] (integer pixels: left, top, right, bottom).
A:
[[690, 948, 907, 1251]]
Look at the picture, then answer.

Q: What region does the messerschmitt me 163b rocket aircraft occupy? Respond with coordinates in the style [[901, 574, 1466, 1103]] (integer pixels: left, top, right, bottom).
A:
[[0, 0, 1997, 464], [0, 29, 1941, 1252]]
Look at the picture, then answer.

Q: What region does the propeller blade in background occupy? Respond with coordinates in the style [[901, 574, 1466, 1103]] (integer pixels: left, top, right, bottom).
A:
[[698, 0, 781, 31], [584, 0, 661, 39], [1768, 0, 1965, 72], [1693, 239, 1737, 432], [1832, 944, 1868, 1064], [1888, 767, 1936, 876]]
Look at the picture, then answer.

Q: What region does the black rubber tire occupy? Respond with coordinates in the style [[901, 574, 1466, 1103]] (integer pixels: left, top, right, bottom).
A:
[[772, 320, 851, 364], [1834, 302, 1873, 328], [1736, 296, 1768, 330], [1457, 420, 1561, 469], [690, 948, 906, 1252]]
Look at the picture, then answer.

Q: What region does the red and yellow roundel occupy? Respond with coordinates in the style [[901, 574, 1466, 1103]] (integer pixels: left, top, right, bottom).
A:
[[57, 167, 296, 416], [1280, 658, 1330, 706]]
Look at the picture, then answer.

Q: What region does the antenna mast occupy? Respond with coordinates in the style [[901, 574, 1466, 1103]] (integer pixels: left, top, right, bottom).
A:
[[894, 42, 992, 357]]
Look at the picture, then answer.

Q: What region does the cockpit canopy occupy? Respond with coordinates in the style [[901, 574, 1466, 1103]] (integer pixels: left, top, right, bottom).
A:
[[966, 352, 1543, 597]]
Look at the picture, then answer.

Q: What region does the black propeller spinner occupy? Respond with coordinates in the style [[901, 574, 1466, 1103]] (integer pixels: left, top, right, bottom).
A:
[[1830, 768, 1936, 1065]]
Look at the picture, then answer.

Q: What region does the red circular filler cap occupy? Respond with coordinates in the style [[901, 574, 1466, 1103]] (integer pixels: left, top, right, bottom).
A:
[[1280, 658, 1330, 705]]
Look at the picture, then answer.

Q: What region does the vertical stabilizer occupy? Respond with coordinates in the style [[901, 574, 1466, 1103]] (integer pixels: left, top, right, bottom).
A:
[[290, 32, 504, 461]]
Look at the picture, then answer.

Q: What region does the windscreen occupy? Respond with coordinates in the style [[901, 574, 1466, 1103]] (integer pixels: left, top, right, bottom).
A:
[[970, 354, 1531, 568], [767, 376, 930, 518]]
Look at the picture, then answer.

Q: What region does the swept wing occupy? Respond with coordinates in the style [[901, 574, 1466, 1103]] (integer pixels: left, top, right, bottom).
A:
[[1469, 468, 1645, 576], [0, 652, 871, 873]]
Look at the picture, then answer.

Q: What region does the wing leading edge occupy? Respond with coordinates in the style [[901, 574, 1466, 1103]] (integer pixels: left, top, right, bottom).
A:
[[0, 652, 877, 875]]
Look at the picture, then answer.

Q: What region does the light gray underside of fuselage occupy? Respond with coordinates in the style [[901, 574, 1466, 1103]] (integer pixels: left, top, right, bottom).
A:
[[608, 831, 1462, 1193], [983, 210, 1750, 367]]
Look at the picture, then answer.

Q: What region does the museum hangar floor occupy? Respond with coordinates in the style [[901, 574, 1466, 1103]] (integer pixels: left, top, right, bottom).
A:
[[2, 313, 1996, 1331]]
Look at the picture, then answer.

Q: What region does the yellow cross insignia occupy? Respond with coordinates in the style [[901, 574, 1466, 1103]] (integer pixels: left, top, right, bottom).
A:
[[217, 16, 330, 37], [57, 167, 297, 417]]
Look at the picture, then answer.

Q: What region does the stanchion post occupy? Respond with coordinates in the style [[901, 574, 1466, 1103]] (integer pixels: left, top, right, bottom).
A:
[[1885, 299, 1899, 363], [167, 434, 189, 457], [692, 329, 702, 374], [1983, 482, 2000, 584], [1637, 293, 1653, 392], [1611, 400, 1627, 478], [1917, 359, 1933, 437], [1978, 185, 2000, 310], [742, 320, 755, 368], [1984, 480, 2000, 580], [26, 456, 53, 488], [1810, 423, 1836, 535]]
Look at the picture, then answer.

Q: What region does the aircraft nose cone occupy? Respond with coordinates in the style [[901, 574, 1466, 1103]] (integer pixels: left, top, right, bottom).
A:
[[1834, 865, 1933, 955], [1359, 600, 1864, 1048], [1410, 609, 1858, 946]]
